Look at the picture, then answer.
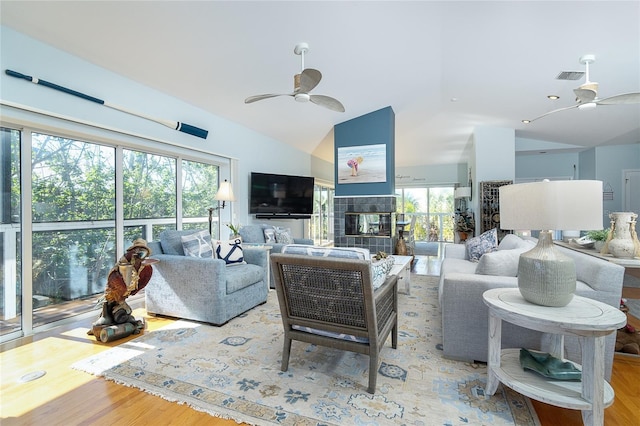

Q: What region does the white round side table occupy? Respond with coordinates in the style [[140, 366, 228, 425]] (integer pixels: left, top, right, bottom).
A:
[[482, 288, 627, 426]]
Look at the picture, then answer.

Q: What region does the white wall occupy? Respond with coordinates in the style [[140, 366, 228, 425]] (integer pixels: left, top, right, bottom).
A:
[[515, 152, 578, 181], [0, 26, 312, 236]]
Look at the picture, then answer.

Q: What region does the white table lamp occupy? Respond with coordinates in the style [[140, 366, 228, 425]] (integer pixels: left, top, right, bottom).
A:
[[499, 180, 603, 306]]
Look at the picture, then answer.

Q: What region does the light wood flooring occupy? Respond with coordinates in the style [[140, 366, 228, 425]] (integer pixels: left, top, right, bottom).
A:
[[1, 253, 638, 425]]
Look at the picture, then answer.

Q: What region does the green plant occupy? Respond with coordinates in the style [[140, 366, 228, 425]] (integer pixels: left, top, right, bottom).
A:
[[586, 229, 609, 241], [455, 211, 475, 233], [226, 223, 241, 236]]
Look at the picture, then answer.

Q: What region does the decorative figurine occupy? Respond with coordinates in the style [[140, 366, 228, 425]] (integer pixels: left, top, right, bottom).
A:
[[88, 238, 158, 342]]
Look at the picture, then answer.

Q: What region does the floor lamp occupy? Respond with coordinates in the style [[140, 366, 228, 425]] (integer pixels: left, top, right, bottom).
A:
[[499, 180, 603, 307], [208, 179, 236, 236]]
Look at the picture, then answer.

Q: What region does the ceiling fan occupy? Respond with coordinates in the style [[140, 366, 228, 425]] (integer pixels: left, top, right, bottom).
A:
[[523, 54, 640, 123], [244, 43, 345, 112]]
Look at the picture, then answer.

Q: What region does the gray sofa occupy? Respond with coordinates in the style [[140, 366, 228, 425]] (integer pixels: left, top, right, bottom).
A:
[[439, 234, 624, 380], [239, 224, 314, 253], [239, 224, 314, 288], [145, 229, 269, 325]]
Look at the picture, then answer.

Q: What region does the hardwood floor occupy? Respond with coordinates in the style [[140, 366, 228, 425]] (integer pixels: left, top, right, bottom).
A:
[[1, 308, 237, 426], [2, 265, 639, 425]]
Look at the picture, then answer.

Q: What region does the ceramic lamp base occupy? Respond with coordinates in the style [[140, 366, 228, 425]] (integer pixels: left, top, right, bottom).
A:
[[517, 231, 576, 307]]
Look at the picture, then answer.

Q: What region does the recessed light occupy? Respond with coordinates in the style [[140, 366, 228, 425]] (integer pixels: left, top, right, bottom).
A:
[[547, 95, 560, 100], [522, 119, 531, 124]]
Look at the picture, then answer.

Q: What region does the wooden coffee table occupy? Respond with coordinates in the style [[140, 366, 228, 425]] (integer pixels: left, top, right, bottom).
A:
[[389, 255, 412, 294]]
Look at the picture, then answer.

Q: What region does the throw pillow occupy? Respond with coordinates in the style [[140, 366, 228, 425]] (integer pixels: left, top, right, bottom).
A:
[[263, 227, 277, 244], [475, 248, 527, 277], [465, 228, 498, 262], [214, 237, 245, 266], [282, 244, 370, 259], [275, 227, 294, 244], [181, 230, 213, 258], [498, 233, 535, 251]]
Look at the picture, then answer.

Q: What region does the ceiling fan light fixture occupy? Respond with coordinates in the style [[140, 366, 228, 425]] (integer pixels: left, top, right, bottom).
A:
[[295, 93, 310, 103]]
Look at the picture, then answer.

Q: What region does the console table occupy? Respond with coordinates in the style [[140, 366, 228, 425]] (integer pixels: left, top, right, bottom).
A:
[[483, 288, 626, 426], [554, 240, 640, 279]]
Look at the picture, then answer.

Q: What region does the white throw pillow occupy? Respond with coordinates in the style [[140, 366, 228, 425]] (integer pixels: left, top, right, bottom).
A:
[[181, 230, 213, 258], [214, 237, 246, 266], [498, 234, 535, 251], [263, 227, 277, 244], [282, 245, 370, 259], [475, 248, 528, 277]]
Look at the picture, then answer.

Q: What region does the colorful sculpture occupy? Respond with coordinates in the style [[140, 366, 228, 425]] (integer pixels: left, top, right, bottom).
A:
[[88, 238, 158, 342]]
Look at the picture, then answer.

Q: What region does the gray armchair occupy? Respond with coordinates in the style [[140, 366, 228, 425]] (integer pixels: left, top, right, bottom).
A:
[[270, 253, 398, 394], [145, 229, 268, 325]]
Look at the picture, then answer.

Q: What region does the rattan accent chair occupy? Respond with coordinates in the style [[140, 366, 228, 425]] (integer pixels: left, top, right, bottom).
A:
[[270, 253, 399, 394]]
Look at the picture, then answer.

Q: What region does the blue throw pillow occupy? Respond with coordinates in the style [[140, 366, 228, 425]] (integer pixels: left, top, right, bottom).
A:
[[180, 230, 213, 258], [465, 228, 498, 262]]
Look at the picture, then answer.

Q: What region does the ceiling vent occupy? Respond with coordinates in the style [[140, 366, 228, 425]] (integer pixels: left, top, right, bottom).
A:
[[556, 71, 585, 81]]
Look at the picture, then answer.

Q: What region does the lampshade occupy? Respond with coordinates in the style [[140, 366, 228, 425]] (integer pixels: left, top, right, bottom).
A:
[[454, 187, 471, 199], [498, 180, 603, 307], [499, 180, 602, 231], [214, 179, 236, 202]]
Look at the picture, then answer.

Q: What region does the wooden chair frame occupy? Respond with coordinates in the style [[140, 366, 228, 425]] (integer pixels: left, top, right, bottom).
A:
[[270, 253, 398, 394]]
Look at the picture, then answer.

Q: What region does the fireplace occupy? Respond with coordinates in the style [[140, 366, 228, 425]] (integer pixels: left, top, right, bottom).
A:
[[334, 196, 397, 254]]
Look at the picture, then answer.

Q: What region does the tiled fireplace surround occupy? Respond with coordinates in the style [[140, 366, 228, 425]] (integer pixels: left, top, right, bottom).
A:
[[334, 196, 397, 254]]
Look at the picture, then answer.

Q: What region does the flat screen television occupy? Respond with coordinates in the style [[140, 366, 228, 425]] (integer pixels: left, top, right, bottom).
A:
[[249, 172, 315, 219]]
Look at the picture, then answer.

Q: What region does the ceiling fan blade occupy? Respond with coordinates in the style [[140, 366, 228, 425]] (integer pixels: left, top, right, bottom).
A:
[[595, 92, 640, 105], [309, 95, 345, 112], [526, 104, 580, 123], [298, 69, 322, 93], [244, 93, 292, 104]]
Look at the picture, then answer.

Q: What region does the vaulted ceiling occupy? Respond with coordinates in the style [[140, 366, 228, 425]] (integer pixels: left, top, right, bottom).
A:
[[2, 1, 639, 167]]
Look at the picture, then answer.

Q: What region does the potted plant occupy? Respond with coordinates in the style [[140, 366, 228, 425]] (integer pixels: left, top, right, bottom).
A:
[[586, 229, 609, 252], [226, 223, 241, 239], [455, 211, 475, 241]]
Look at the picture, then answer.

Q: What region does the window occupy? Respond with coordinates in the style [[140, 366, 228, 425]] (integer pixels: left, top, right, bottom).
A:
[[1, 126, 223, 341]]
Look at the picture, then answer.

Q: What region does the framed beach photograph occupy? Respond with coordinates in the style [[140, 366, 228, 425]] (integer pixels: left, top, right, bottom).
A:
[[337, 143, 387, 184]]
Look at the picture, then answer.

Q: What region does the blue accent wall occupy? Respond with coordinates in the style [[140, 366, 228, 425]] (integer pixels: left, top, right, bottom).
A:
[[334, 106, 395, 196]]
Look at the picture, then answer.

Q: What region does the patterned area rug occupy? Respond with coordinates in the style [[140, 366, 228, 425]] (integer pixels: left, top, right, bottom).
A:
[[72, 275, 539, 425]]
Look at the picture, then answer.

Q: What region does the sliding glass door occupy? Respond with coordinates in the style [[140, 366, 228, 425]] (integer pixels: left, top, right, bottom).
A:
[[1, 125, 222, 342], [1, 128, 21, 337], [309, 183, 334, 246], [396, 186, 455, 242]]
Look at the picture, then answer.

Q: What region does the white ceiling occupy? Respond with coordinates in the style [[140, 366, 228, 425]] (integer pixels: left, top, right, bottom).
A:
[[1, 1, 639, 167]]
